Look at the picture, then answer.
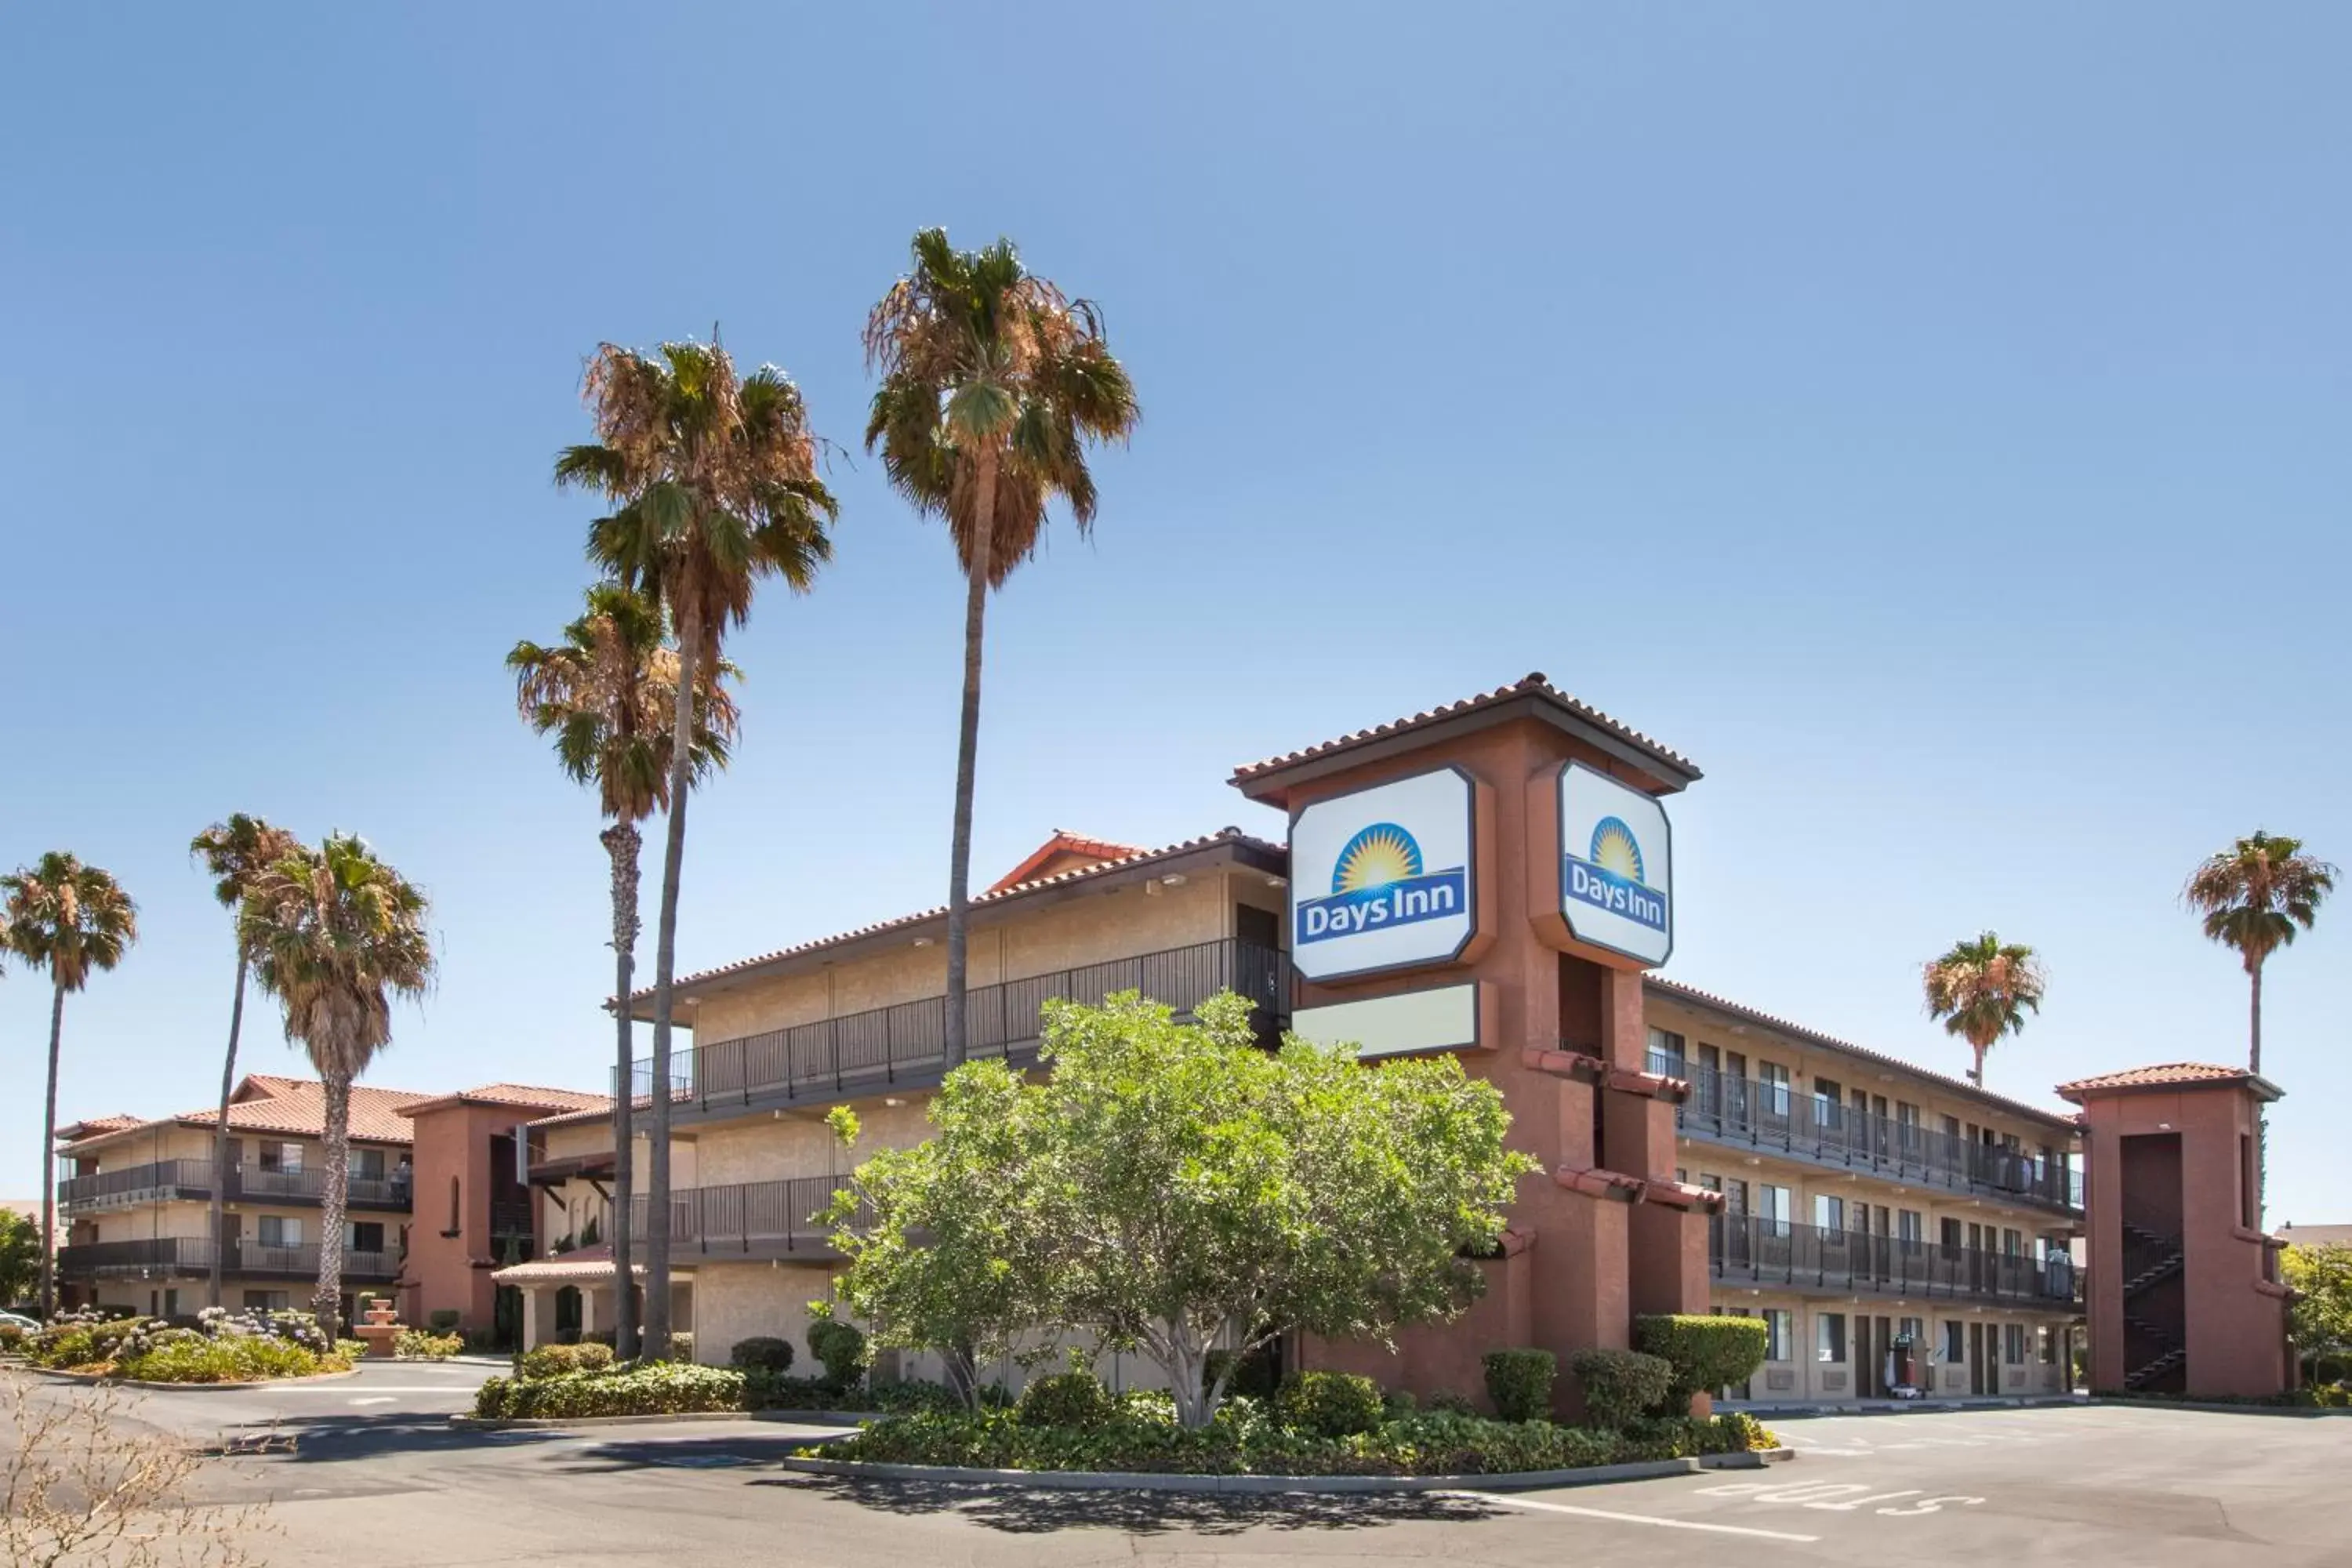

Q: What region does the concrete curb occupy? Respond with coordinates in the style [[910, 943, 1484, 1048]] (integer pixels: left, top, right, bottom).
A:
[[770, 1446, 1793, 1495], [2087, 1398, 2352, 1419], [1729, 1396, 2082, 1420], [451, 1409, 867, 1431], [14, 1364, 361, 1392]]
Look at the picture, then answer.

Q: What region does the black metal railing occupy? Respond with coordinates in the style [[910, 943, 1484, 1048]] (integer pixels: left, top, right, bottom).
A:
[[627, 1175, 870, 1258], [1647, 1048, 2084, 1213], [60, 1160, 412, 1212], [490, 1196, 537, 1237], [1709, 1216, 2077, 1306], [627, 938, 1288, 1109], [58, 1236, 402, 1280]]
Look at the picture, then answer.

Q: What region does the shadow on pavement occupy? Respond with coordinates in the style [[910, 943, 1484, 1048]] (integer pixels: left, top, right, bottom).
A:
[[206, 1411, 572, 1465], [751, 1472, 1508, 1536]]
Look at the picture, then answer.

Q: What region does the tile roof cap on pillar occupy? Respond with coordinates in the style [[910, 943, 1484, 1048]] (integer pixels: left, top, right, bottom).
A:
[[1228, 673, 1700, 802], [2054, 1062, 2285, 1104]]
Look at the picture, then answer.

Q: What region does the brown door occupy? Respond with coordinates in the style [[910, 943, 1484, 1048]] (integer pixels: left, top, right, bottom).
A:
[[1969, 1323, 1989, 1395], [1855, 1316, 1876, 1398]]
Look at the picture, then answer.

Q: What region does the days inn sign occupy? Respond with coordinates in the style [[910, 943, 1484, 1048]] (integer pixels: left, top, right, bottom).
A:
[[1289, 768, 1475, 983], [1557, 761, 1672, 967]]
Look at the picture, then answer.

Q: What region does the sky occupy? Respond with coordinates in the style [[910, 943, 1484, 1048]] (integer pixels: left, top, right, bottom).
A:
[[2, 5, 2345, 1225]]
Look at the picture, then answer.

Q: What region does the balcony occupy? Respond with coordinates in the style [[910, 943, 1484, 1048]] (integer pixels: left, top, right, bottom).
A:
[[59, 1160, 412, 1215], [1647, 1049, 2084, 1217], [56, 1237, 400, 1282], [628, 1176, 870, 1263], [1711, 1216, 2078, 1308], [628, 938, 1289, 1122]]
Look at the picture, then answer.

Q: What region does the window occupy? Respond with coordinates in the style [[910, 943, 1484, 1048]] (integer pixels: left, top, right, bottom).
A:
[[1759, 1185, 1793, 1232], [1763, 1309, 1794, 1361], [258, 1141, 301, 1173], [1647, 1027, 1686, 1075], [1943, 1319, 1965, 1363], [1675, 1168, 1688, 1185], [2241, 1134, 2258, 1229], [2004, 1324, 2026, 1365], [1817, 1312, 1847, 1363], [1898, 1209, 1925, 1246], [2038, 1327, 2058, 1365], [1940, 1217, 1964, 1255], [2002, 1228, 2024, 1257], [257, 1215, 299, 1247], [353, 1147, 387, 1181], [448, 1176, 462, 1235], [1758, 1062, 1791, 1116], [242, 1290, 289, 1312], [1900, 1316, 1926, 1345], [1813, 1194, 1846, 1231], [348, 1221, 385, 1254], [1812, 1075, 1842, 1131]]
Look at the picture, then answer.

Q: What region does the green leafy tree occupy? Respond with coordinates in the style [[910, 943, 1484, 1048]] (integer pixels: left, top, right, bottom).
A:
[[863, 230, 1139, 1069], [191, 814, 302, 1309], [3, 852, 138, 1318], [239, 833, 434, 1340], [2183, 832, 2336, 1076], [0, 1207, 41, 1307], [510, 580, 741, 1358], [2282, 1243, 2352, 1381], [827, 991, 1536, 1428], [1922, 931, 2047, 1087], [561, 338, 837, 1358]]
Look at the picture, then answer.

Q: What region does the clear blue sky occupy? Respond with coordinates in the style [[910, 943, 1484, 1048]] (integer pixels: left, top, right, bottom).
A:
[[4, 5, 2345, 1224]]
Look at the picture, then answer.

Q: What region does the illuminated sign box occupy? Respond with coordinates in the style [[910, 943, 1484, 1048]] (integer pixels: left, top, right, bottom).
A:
[[1290, 767, 1476, 984]]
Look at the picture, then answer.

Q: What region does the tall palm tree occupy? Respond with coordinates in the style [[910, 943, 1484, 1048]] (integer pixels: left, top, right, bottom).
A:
[[2183, 831, 2336, 1076], [191, 815, 301, 1310], [509, 581, 741, 1358], [240, 833, 434, 1341], [1922, 931, 2047, 1087], [558, 337, 837, 1357], [2, 853, 138, 1319], [864, 229, 1139, 1067]]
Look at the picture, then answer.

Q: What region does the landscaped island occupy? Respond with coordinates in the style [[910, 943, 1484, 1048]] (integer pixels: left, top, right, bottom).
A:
[[9, 1306, 363, 1382]]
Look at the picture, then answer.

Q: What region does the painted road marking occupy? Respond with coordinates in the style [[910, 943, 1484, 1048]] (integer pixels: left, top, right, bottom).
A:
[[348, 1396, 396, 1406], [267, 1385, 479, 1393], [1695, 1480, 1984, 1517], [1443, 1491, 1820, 1542]]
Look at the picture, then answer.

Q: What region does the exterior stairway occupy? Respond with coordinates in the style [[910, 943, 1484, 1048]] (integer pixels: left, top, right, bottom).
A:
[[2119, 1221, 2189, 1391]]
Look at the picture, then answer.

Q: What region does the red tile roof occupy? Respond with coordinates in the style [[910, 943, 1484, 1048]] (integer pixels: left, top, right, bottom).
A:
[[2053, 1062, 2281, 1102], [60, 1075, 439, 1151], [633, 827, 1285, 1005], [1229, 673, 1700, 789], [985, 831, 1145, 896], [528, 1096, 626, 1131], [1647, 978, 2080, 1131], [394, 1083, 612, 1118]]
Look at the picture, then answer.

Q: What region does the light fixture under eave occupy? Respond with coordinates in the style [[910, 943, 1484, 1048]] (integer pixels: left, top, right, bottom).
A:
[[1161, 873, 1188, 887], [1265, 875, 1287, 888], [913, 937, 935, 948], [884, 1098, 905, 1107]]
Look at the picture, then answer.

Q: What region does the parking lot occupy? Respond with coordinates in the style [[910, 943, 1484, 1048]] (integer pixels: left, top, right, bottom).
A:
[[19, 1367, 2350, 1566]]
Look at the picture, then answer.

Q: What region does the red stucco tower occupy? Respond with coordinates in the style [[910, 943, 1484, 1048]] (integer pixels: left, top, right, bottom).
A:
[[2057, 1063, 2292, 1399]]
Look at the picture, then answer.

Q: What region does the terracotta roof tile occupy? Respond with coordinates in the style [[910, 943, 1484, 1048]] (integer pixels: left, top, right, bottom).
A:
[[985, 830, 1147, 895], [1229, 673, 1699, 787], [636, 827, 1284, 1003], [528, 1096, 626, 1131], [2053, 1062, 2278, 1101], [62, 1076, 438, 1150], [395, 1083, 612, 1117], [1646, 977, 2080, 1131]]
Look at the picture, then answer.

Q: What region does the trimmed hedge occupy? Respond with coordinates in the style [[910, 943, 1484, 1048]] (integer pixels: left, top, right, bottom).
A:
[[815, 1405, 1777, 1476], [1570, 1348, 1674, 1431], [807, 1317, 866, 1388], [729, 1336, 796, 1374], [517, 1341, 615, 1381], [1275, 1371, 1384, 1439], [1017, 1370, 1115, 1429], [742, 1370, 870, 1412], [396, 1329, 463, 1360], [474, 1363, 745, 1419], [118, 1335, 329, 1383], [1482, 1348, 1557, 1422], [1634, 1314, 1770, 1409]]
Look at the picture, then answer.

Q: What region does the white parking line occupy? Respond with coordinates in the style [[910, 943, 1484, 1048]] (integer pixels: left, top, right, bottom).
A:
[[1442, 1491, 1822, 1542], [348, 1396, 396, 1406]]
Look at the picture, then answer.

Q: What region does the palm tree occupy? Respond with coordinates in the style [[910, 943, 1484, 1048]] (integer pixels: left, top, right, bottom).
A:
[[240, 833, 434, 1341], [558, 337, 837, 1357], [864, 229, 1139, 1068], [2183, 832, 2336, 1076], [2, 853, 138, 1319], [509, 581, 741, 1358], [1922, 931, 2047, 1087], [191, 815, 301, 1310]]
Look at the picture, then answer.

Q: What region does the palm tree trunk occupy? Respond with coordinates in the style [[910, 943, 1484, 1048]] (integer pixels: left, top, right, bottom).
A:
[[644, 597, 704, 1362], [1970, 1041, 1987, 1087], [315, 1074, 351, 1343], [2248, 959, 2263, 1076], [603, 819, 641, 1360], [210, 952, 248, 1311], [943, 448, 998, 1069], [38, 982, 64, 1320]]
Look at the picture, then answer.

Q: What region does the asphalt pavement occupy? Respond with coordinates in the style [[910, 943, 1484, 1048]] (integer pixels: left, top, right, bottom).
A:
[[14, 1364, 2350, 1566]]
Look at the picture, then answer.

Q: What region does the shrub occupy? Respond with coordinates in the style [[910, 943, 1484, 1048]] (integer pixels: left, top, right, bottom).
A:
[[742, 1370, 869, 1412], [1016, 1367, 1114, 1430], [1274, 1371, 1384, 1439], [668, 1331, 695, 1363], [807, 1316, 866, 1388], [395, 1329, 463, 1360], [1570, 1348, 1674, 1431], [336, 1339, 368, 1363], [1482, 1348, 1558, 1422], [871, 1377, 963, 1414], [517, 1341, 615, 1381], [118, 1334, 325, 1383], [474, 1363, 744, 1420], [426, 1309, 463, 1334], [1381, 1388, 1417, 1417], [1203, 1348, 1280, 1401], [1634, 1314, 1769, 1410], [1426, 1389, 1479, 1417], [729, 1336, 796, 1373]]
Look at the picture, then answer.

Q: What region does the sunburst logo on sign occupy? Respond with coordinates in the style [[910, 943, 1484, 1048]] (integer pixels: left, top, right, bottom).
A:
[[1588, 818, 1645, 883], [1295, 811, 1468, 951], [1564, 807, 1668, 935], [1334, 823, 1422, 895]]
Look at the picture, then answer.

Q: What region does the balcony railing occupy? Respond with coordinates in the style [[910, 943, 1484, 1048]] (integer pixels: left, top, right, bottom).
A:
[[627, 1176, 870, 1260], [1710, 1216, 2078, 1307], [59, 1160, 412, 1213], [628, 938, 1288, 1111], [57, 1236, 402, 1281], [1647, 1049, 2084, 1214]]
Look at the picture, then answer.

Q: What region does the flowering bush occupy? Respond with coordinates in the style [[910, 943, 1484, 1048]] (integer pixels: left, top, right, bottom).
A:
[[395, 1329, 464, 1360], [118, 1334, 328, 1383], [24, 1305, 347, 1380], [517, 1341, 615, 1380], [474, 1363, 744, 1419]]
